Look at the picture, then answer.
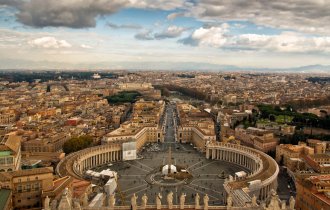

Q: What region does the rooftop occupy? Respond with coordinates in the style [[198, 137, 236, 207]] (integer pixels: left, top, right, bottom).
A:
[[0, 133, 21, 154], [0, 167, 53, 181]]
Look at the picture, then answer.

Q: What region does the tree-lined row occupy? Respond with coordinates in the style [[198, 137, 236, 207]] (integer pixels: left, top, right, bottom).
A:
[[287, 95, 330, 109], [0, 71, 117, 83], [257, 104, 330, 129]]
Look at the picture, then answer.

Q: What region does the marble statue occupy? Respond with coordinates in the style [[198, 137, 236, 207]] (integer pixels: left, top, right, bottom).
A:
[[83, 193, 88, 207], [180, 193, 186, 209], [281, 201, 286, 209], [229, 175, 233, 181], [252, 194, 257, 206], [203, 194, 209, 210], [57, 188, 72, 210], [167, 191, 174, 209], [109, 194, 115, 208], [73, 200, 82, 210], [63, 188, 69, 196], [195, 193, 200, 209], [141, 193, 148, 208], [289, 196, 295, 210], [131, 193, 138, 210], [44, 196, 50, 210], [268, 190, 280, 209], [156, 193, 162, 210], [51, 200, 57, 210], [227, 194, 233, 207]]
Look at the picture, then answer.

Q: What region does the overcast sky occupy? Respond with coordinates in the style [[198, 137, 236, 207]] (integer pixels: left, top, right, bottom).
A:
[[1, 0, 330, 70]]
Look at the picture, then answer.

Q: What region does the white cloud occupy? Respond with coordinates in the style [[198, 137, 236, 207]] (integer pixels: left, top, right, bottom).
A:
[[154, 25, 187, 39], [81, 44, 93, 49], [134, 30, 154, 40], [0, 0, 128, 28], [182, 26, 330, 53], [181, 23, 229, 47], [233, 32, 330, 53], [2, 0, 330, 35], [167, 12, 184, 20], [129, 0, 185, 10], [29, 37, 72, 49], [190, 0, 330, 35], [135, 25, 188, 40]]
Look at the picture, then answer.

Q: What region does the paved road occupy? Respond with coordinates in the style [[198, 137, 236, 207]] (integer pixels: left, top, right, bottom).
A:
[[164, 104, 176, 143], [277, 168, 295, 201]]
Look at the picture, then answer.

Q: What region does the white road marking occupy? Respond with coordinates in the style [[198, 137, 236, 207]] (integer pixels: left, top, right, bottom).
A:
[[125, 162, 151, 173], [187, 160, 204, 170], [133, 160, 154, 170], [122, 183, 148, 193], [191, 161, 216, 172]]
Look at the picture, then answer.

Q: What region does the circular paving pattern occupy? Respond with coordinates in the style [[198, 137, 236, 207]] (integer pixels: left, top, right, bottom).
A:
[[145, 171, 191, 187], [93, 142, 250, 206]]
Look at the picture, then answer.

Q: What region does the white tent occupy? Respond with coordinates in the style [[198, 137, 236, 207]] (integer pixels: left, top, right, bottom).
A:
[[162, 164, 177, 175], [235, 171, 247, 178]]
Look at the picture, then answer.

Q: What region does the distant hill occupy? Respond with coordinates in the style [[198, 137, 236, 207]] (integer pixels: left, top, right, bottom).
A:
[[0, 58, 330, 74]]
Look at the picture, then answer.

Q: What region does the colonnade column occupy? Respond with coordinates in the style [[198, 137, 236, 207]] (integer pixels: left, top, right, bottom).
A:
[[212, 149, 215, 159]]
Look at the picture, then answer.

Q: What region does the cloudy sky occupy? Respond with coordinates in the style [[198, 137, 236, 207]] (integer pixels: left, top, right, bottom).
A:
[[1, 0, 330, 70]]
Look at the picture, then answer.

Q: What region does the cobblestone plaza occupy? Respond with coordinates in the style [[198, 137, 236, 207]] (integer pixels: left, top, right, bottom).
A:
[[96, 143, 248, 205]]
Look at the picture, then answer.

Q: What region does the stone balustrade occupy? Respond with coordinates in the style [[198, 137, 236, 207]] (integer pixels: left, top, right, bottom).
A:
[[56, 141, 279, 208]]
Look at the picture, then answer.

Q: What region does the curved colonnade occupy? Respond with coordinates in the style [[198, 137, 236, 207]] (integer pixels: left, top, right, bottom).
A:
[[56, 144, 122, 179], [56, 142, 279, 206], [206, 142, 279, 205]]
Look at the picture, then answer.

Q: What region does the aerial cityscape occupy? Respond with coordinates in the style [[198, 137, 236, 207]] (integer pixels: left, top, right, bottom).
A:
[[1, 1, 330, 210]]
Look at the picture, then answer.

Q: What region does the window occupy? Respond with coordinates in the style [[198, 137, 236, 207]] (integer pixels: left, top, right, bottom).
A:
[[0, 158, 5, 165], [17, 185, 22, 193], [6, 157, 13, 164], [34, 183, 40, 190], [26, 184, 31, 192]]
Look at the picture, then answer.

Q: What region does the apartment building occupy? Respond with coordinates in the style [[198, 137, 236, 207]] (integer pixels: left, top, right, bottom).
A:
[[102, 100, 165, 151], [235, 127, 279, 152], [296, 175, 330, 210], [22, 133, 70, 153], [0, 167, 54, 209], [0, 132, 21, 172], [176, 103, 216, 150]]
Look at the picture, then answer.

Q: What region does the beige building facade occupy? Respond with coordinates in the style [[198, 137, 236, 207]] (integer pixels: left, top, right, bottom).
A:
[[0, 167, 54, 209], [0, 132, 21, 172], [176, 103, 216, 151]]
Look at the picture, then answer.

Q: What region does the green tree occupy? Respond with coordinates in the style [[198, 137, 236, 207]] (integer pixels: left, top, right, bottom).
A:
[[63, 135, 93, 154], [105, 91, 141, 104]]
